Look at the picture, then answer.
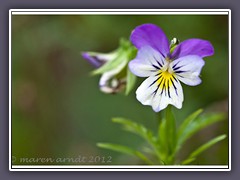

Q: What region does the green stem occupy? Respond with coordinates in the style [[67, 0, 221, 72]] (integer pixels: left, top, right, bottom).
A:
[[155, 105, 177, 165], [156, 110, 163, 126], [155, 111, 164, 164], [165, 105, 177, 164]]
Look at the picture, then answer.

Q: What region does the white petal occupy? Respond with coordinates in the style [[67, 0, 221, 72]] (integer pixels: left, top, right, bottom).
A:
[[152, 76, 183, 112], [129, 46, 166, 77], [136, 73, 184, 112], [168, 76, 183, 109], [99, 61, 126, 93], [136, 74, 159, 106], [170, 55, 205, 86]]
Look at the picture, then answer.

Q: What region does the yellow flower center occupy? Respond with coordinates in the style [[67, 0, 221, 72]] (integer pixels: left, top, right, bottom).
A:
[[156, 69, 176, 94], [162, 70, 173, 80]]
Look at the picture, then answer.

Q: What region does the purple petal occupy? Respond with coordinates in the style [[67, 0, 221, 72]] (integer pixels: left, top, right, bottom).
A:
[[171, 39, 214, 59], [82, 52, 103, 68], [130, 24, 170, 57]]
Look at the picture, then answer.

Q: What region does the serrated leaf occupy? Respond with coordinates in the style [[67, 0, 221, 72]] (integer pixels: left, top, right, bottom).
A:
[[176, 112, 226, 152], [112, 117, 156, 145], [112, 117, 163, 161], [125, 68, 137, 95], [97, 143, 154, 164], [181, 134, 227, 165]]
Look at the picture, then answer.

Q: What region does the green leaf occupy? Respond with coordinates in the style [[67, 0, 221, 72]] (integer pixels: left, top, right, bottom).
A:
[[141, 146, 156, 156], [176, 112, 226, 153], [178, 109, 203, 138], [112, 118, 157, 146], [112, 117, 163, 163], [97, 143, 154, 164], [181, 134, 227, 165], [125, 68, 137, 95], [181, 158, 196, 165]]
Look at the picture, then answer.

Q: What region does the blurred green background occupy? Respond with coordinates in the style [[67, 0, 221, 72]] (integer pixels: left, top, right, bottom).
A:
[[12, 15, 229, 165]]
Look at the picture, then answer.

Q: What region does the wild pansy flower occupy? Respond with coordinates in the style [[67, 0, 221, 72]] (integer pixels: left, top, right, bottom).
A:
[[82, 39, 136, 94], [129, 24, 214, 112], [82, 50, 126, 94]]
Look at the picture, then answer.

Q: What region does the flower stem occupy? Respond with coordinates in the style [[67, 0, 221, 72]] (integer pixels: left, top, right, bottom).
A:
[[165, 105, 177, 164], [156, 105, 177, 165], [156, 110, 163, 126]]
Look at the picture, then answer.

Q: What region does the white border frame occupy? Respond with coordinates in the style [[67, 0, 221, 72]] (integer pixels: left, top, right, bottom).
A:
[[9, 9, 231, 171]]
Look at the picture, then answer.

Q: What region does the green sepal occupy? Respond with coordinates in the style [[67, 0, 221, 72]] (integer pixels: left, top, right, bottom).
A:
[[91, 49, 128, 75], [91, 38, 133, 76], [125, 68, 137, 95]]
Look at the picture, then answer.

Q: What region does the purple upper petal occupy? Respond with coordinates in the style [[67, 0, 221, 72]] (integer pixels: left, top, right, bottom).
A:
[[171, 38, 214, 59], [130, 24, 170, 57]]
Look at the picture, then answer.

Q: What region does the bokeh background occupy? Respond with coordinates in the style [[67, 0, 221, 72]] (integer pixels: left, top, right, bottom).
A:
[[12, 15, 229, 165]]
